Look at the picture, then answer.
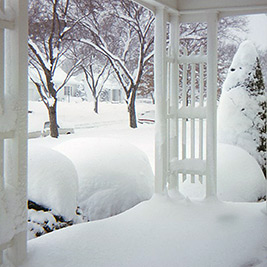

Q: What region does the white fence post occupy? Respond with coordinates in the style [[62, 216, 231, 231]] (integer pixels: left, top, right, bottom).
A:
[[206, 12, 218, 198], [154, 7, 167, 194]]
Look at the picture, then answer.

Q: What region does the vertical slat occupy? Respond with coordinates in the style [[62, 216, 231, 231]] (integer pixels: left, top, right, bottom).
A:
[[199, 47, 204, 107], [206, 12, 218, 198], [154, 7, 167, 194], [166, 46, 171, 185], [182, 48, 187, 182], [190, 63, 196, 183], [199, 48, 204, 183]]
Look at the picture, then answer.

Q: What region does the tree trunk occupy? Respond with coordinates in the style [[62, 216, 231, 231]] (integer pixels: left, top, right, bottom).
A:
[[150, 92, 155, 104], [128, 89, 137, 128], [94, 97, 99, 114], [48, 103, 59, 138]]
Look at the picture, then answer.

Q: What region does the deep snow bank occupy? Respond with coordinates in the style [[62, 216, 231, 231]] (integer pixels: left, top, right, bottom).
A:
[[54, 138, 154, 221], [217, 144, 266, 202], [28, 145, 79, 221]]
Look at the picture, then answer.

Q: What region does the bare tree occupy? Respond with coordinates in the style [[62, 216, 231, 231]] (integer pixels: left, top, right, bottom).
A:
[[28, 0, 82, 137], [82, 54, 111, 114], [75, 0, 154, 128]]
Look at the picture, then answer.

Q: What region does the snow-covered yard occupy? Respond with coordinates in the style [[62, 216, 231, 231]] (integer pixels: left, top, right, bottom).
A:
[[21, 100, 267, 266]]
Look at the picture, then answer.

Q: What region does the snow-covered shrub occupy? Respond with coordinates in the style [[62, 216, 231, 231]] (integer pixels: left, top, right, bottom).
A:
[[218, 40, 266, 177], [54, 138, 154, 221], [28, 145, 82, 239], [217, 144, 266, 202]]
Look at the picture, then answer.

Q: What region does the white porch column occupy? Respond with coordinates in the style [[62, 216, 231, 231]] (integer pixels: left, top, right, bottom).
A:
[[154, 7, 167, 194], [169, 13, 179, 191], [4, 0, 28, 265], [206, 12, 218, 198]]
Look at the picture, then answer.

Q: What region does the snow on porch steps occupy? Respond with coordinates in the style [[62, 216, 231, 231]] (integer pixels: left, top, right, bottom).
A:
[[21, 196, 267, 267]]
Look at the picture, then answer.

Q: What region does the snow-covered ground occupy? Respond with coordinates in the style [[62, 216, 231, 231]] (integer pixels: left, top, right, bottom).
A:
[[22, 196, 267, 267], [23, 100, 267, 267]]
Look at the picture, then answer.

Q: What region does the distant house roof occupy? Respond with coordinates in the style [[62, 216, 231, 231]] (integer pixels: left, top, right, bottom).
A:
[[29, 67, 80, 88]]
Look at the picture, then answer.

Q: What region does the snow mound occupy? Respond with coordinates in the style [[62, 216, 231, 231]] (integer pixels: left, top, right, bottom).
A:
[[54, 138, 154, 221], [28, 145, 79, 221], [217, 144, 266, 202]]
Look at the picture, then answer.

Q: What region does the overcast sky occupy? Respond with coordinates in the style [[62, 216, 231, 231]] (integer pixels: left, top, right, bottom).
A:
[[247, 14, 267, 51]]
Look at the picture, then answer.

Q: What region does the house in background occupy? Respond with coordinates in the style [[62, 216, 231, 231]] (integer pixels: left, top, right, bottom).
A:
[[101, 77, 125, 103], [81, 74, 126, 104], [28, 67, 81, 102]]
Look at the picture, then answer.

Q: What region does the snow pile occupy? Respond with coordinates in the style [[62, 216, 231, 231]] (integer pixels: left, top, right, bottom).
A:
[[28, 144, 79, 221], [217, 144, 266, 202], [218, 40, 266, 176], [21, 196, 267, 267], [54, 138, 154, 221]]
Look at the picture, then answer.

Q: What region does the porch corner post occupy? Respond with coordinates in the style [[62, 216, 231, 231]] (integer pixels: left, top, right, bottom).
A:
[[169, 12, 179, 191], [206, 11, 218, 198], [154, 6, 168, 194], [5, 0, 28, 265]]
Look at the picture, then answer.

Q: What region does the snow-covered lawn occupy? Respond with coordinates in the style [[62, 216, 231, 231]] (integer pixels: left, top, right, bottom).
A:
[[24, 100, 267, 267]]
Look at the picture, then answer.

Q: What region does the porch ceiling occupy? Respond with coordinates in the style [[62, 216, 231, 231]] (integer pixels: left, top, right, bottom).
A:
[[135, 0, 267, 21]]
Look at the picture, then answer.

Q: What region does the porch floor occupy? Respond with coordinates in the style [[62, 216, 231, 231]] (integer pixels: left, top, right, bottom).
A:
[[20, 195, 267, 267]]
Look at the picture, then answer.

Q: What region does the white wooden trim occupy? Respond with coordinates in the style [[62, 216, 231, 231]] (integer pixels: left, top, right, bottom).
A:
[[0, 0, 28, 265], [206, 12, 218, 198], [154, 7, 168, 194], [168, 13, 179, 191]]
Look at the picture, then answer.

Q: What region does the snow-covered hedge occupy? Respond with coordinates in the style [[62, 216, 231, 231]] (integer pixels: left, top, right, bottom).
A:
[[28, 145, 81, 239], [27, 139, 154, 238], [218, 40, 266, 177], [217, 144, 266, 202], [54, 138, 154, 221]]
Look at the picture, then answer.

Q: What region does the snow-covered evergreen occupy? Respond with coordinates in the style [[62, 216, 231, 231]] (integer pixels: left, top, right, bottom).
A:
[[218, 40, 266, 177]]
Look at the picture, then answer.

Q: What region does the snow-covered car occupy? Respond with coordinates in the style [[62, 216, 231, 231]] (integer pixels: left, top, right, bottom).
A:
[[42, 121, 74, 137], [138, 110, 155, 124]]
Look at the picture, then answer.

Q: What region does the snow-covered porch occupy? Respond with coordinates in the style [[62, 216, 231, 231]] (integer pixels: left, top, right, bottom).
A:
[[136, 0, 267, 198], [0, 0, 266, 266]]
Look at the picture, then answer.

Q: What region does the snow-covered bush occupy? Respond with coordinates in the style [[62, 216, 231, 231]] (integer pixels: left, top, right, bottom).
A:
[[28, 145, 82, 239], [54, 138, 154, 221], [217, 144, 266, 202], [218, 40, 266, 177]]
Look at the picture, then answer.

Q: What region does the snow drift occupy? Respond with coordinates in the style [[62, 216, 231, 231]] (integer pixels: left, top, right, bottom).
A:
[[28, 145, 79, 221], [217, 144, 266, 202], [54, 138, 154, 221]]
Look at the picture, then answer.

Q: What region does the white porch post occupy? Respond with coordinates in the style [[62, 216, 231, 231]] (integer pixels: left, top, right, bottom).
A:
[[169, 13, 179, 191], [154, 7, 167, 194], [206, 12, 218, 198], [4, 0, 28, 265]]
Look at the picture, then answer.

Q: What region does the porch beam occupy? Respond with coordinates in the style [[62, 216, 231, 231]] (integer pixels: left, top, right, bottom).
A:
[[154, 7, 168, 194], [206, 11, 218, 198]]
